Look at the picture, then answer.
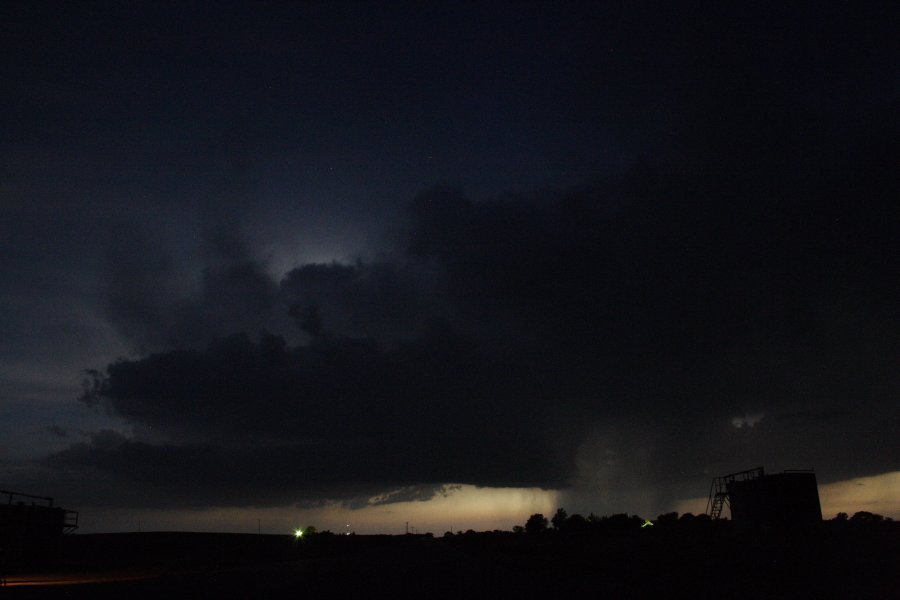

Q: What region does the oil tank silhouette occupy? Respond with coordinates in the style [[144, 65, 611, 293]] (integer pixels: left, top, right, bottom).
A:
[[707, 467, 822, 529], [0, 489, 78, 563]]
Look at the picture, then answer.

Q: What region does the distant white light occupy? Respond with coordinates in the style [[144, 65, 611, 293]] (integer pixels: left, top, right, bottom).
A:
[[731, 413, 765, 428], [294, 528, 303, 538]]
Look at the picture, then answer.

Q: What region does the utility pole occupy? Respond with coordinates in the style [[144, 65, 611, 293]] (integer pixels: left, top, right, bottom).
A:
[[405, 521, 409, 534]]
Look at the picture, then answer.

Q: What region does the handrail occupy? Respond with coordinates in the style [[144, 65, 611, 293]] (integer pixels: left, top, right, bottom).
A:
[[1, 489, 54, 506]]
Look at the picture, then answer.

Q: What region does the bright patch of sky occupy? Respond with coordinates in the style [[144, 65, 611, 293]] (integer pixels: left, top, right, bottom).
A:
[[73, 485, 559, 535]]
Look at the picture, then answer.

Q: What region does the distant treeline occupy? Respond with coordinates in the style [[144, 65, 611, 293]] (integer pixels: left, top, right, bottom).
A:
[[299, 509, 895, 539], [443, 508, 895, 537]]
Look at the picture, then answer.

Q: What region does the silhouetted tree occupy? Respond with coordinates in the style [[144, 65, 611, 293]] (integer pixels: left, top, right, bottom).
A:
[[551, 508, 568, 531], [605, 513, 643, 530], [512, 525, 525, 534], [655, 512, 678, 525], [525, 513, 548, 534], [834, 512, 849, 521], [851, 511, 884, 523], [566, 513, 588, 533]]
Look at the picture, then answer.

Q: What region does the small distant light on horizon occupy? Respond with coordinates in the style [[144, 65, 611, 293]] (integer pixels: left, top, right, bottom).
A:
[[294, 528, 303, 538], [731, 413, 765, 429]]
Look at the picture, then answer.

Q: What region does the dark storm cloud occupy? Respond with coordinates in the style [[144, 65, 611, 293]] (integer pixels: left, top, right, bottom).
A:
[[75, 324, 573, 501], [10, 2, 897, 512], [103, 222, 285, 351], [38, 428, 460, 510], [280, 260, 444, 342], [71, 106, 900, 506], [45, 425, 67, 438]]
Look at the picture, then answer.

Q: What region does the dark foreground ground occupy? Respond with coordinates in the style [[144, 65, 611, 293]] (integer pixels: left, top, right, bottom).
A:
[[3, 522, 898, 599]]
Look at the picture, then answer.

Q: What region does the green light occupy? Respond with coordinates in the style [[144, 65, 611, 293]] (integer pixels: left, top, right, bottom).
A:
[[641, 520, 654, 528]]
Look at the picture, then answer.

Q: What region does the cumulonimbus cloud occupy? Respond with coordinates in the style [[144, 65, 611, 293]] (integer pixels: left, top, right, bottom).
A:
[[64, 142, 900, 509]]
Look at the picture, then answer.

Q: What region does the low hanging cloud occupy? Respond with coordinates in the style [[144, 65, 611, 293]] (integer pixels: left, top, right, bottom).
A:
[[42, 12, 900, 512], [70, 325, 577, 508], [58, 133, 900, 511]]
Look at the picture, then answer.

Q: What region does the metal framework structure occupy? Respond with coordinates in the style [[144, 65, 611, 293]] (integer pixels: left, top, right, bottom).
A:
[[705, 467, 764, 519], [1, 488, 79, 532]]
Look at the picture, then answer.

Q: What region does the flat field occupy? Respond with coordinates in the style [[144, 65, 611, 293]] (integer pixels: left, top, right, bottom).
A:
[[3, 523, 898, 599]]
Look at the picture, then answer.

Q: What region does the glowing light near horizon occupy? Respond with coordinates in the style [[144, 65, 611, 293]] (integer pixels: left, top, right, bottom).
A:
[[294, 528, 303, 538], [731, 413, 765, 428], [351, 485, 559, 533], [818, 471, 900, 518], [74, 471, 900, 534], [81, 485, 558, 535]]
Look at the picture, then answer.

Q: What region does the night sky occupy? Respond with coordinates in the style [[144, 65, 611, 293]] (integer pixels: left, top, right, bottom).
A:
[[2, 2, 898, 533]]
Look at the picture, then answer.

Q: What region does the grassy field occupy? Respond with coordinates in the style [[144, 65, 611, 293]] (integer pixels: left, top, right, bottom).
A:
[[3, 522, 898, 598]]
